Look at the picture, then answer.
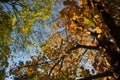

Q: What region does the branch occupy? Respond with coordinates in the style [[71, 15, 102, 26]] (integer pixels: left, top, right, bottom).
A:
[[0, 0, 12, 3], [3, 3, 11, 12], [48, 56, 65, 76], [77, 71, 113, 80], [48, 17, 60, 24], [93, 1, 120, 49], [59, 55, 65, 73], [48, 59, 61, 76], [70, 44, 99, 51]]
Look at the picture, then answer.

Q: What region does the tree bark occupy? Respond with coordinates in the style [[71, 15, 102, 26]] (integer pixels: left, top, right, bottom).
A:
[[93, 0, 120, 49], [70, 44, 99, 50]]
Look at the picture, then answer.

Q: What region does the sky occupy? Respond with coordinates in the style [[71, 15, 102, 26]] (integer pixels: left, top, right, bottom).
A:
[[2, 0, 65, 79], [1, 0, 96, 80]]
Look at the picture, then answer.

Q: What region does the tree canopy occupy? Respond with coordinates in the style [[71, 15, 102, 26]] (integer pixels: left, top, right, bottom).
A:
[[0, 0, 54, 79], [0, 0, 120, 80]]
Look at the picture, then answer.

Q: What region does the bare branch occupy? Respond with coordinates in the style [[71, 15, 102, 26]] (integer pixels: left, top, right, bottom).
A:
[[48, 58, 61, 76], [77, 71, 113, 80], [70, 44, 99, 51], [59, 55, 65, 74]]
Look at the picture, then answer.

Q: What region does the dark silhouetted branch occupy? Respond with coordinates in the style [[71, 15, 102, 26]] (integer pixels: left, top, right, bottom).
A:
[[93, 1, 120, 49], [70, 44, 99, 50], [77, 71, 113, 80], [48, 55, 65, 76]]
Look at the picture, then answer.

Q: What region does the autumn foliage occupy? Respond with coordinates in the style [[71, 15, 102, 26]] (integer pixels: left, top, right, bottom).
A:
[[0, 0, 120, 80]]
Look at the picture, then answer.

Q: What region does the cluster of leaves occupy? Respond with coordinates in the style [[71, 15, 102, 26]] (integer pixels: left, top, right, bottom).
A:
[[0, 0, 54, 66], [2, 0, 120, 80], [0, 8, 14, 68], [0, 0, 54, 52], [0, 0, 54, 79], [10, 0, 53, 51], [38, 0, 110, 79]]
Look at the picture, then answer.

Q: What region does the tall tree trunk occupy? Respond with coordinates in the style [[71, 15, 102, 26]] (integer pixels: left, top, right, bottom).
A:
[[93, 0, 120, 49]]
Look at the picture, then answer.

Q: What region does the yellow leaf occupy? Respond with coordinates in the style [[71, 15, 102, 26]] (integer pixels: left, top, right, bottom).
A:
[[29, 44, 33, 48], [21, 27, 29, 34], [94, 15, 99, 18], [94, 27, 102, 33]]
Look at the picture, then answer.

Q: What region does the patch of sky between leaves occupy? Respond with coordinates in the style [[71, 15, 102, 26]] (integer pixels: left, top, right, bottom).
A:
[[2, 2, 22, 13], [5, 1, 66, 79]]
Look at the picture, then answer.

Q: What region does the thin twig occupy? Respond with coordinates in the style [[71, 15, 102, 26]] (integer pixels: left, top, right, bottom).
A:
[[59, 55, 65, 74], [3, 3, 11, 12], [48, 17, 61, 24], [48, 58, 61, 76], [77, 71, 113, 80]]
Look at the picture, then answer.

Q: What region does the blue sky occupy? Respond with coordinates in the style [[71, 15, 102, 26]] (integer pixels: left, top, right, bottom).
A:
[[3, 0, 65, 79], [1, 0, 97, 79]]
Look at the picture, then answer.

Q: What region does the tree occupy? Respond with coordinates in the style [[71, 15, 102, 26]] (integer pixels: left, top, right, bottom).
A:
[[4, 0, 120, 80], [0, 8, 14, 68], [0, 0, 54, 51], [0, 0, 54, 79]]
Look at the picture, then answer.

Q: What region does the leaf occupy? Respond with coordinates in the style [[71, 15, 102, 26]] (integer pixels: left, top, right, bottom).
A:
[[94, 14, 99, 18], [34, 75, 39, 80], [84, 17, 95, 26]]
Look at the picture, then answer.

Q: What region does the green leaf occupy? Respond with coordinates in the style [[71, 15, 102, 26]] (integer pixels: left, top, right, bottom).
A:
[[34, 75, 39, 80]]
